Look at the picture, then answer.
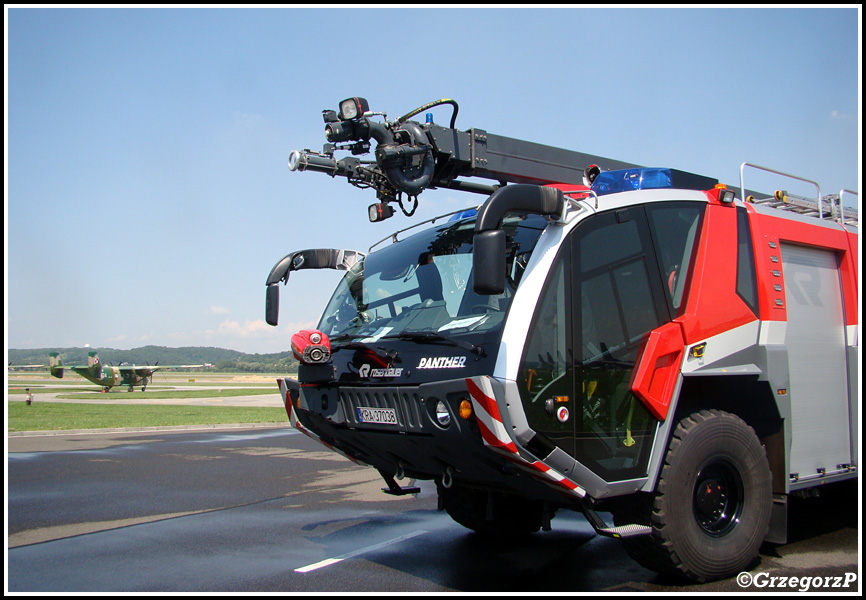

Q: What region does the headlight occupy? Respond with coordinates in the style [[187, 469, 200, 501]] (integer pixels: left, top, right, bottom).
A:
[[339, 97, 369, 120], [435, 400, 451, 427]]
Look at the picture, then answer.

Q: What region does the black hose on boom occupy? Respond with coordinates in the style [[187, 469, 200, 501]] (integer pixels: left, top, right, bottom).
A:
[[397, 99, 459, 129]]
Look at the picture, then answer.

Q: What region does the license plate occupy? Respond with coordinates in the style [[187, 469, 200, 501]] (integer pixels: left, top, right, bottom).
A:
[[357, 406, 398, 425]]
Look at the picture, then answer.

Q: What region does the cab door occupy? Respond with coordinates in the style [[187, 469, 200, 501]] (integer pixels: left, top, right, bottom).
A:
[[570, 206, 670, 480], [517, 203, 705, 479], [517, 206, 668, 463]]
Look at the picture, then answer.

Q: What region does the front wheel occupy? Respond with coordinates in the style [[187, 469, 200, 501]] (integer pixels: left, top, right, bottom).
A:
[[617, 409, 772, 582]]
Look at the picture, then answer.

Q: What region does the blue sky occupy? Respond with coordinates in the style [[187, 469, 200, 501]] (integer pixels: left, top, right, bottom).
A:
[[5, 7, 861, 354]]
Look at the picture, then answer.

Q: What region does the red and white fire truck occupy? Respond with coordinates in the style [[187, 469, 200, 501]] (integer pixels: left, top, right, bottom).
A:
[[266, 97, 858, 582]]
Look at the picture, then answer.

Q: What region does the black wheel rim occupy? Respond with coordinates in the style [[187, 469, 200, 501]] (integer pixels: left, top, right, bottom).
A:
[[692, 459, 744, 537]]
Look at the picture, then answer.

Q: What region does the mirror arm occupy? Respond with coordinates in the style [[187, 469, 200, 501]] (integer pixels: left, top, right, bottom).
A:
[[472, 185, 564, 295]]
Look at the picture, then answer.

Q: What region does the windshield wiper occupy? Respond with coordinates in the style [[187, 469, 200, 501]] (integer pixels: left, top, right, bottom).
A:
[[330, 335, 398, 361], [381, 331, 486, 358]]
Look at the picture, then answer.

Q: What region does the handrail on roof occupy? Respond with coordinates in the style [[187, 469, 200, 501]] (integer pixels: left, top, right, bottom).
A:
[[740, 162, 822, 217], [368, 205, 481, 253]]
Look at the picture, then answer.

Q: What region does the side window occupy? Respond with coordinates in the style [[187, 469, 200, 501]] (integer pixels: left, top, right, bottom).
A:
[[577, 209, 666, 362], [580, 259, 658, 361], [645, 202, 705, 315], [736, 206, 759, 316], [518, 257, 569, 400], [517, 254, 574, 456]]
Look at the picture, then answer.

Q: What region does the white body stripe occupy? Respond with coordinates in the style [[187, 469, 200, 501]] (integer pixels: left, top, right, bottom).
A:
[[846, 324, 858, 346], [759, 320, 788, 346], [681, 320, 761, 375]]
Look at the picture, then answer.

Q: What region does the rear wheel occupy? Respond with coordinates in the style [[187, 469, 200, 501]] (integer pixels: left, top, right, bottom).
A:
[[437, 481, 549, 537], [615, 409, 772, 582]]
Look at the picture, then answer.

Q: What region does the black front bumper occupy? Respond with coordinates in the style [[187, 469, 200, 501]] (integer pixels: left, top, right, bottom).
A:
[[286, 377, 510, 484]]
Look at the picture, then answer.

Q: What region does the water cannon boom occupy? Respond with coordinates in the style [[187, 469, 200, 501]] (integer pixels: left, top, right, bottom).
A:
[[287, 97, 641, 222]]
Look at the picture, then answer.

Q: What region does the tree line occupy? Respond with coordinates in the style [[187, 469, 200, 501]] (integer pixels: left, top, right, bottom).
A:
[[8, 346, 299, 374]]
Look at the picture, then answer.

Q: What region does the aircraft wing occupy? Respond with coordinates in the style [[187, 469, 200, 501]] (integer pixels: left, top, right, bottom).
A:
[[119, 364, 211, 377]]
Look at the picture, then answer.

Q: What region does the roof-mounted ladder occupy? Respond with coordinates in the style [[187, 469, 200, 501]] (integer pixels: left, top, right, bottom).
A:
[[740, 162, 858, 227]]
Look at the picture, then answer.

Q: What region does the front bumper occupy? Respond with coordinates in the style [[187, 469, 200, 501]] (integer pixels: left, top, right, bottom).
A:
[[278, 375, 588, 503]]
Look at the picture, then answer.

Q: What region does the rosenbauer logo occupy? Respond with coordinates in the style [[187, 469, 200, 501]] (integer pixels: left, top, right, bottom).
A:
[[358, 364, 403, 378], [418, 356, 467, 369]]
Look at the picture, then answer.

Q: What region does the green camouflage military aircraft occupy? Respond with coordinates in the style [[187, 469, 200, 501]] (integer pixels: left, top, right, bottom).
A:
[[49, 351, 211, 392]]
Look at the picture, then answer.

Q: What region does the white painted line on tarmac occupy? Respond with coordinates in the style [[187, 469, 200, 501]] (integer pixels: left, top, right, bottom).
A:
[[294, 529, 429, 573]]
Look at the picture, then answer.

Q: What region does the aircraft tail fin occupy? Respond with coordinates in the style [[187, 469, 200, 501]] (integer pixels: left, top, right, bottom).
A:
[[87, 351, 101, 376], [49, 352, 64, 378]]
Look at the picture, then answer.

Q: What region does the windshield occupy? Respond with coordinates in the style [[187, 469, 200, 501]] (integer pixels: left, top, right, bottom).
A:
[[318, 214, 547, 342]]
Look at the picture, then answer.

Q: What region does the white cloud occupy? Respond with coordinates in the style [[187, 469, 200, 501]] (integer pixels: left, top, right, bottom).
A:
[[208, 305, 230, 315], [213, 319, 272, 337], [204, 318, 316, 339], [200, 318, 318, 353]]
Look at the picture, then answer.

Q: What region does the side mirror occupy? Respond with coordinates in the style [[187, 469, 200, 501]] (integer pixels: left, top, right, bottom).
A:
[[472, 230, 506, 295], [264, 248, 366, 327], [472, 184, 564, 296], [266, 283, 281, 326]]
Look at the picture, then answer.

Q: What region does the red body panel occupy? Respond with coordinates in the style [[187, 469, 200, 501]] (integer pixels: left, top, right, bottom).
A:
[[630, 190, 858, 422], [629, 322, 686, 421], [676, 198, 758, 344], [746, 206, 858, 327]]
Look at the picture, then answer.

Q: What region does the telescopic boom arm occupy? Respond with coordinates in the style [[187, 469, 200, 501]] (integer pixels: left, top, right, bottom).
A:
[[288, 97, 642, 221]]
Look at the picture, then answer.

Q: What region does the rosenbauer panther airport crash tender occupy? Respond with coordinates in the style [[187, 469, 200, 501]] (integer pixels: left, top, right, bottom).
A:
[[265, 97, 858, 582]]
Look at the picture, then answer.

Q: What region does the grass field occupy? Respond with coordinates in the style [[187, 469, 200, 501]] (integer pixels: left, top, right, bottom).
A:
[[6, 372, 290, 432], [54, 388, 279, 400], [8, 401, 288, 432]]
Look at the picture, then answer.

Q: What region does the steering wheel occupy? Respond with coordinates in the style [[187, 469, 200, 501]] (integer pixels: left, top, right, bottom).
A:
[[470, 304, 495, 314]]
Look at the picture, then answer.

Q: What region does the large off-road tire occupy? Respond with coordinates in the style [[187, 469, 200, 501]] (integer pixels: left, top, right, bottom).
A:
[[437, 482, 548, 537], [615, 410, 772, 582]]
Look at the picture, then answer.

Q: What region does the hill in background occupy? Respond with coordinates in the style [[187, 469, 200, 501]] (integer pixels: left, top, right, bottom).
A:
[[8, 346, 298, 373]]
